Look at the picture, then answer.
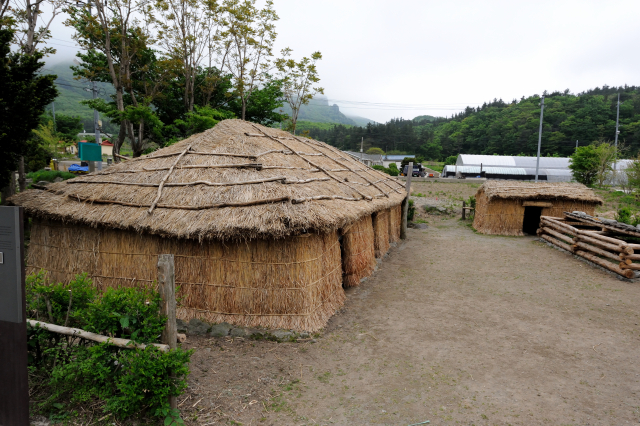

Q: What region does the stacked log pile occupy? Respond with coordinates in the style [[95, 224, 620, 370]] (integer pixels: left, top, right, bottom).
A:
[[537, 213, 640, 279]]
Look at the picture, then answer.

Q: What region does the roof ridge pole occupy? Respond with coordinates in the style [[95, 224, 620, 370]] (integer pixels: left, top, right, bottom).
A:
[[535, 95, 545, 183]]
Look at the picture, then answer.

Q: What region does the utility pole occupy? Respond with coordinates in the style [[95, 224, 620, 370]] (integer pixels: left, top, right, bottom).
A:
[[575, 140, 578, 151], [360, 136, 363, 161], [51, 102, 56, 132], [613, 93, 620, 173], [535, 95, 545, 183]]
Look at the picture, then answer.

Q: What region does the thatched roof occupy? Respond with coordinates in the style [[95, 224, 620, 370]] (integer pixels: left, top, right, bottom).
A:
[[11, 120, 406, 241], [478, 181, 603, 204]]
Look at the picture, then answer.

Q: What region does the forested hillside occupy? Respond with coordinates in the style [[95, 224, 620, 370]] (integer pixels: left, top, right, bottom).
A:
[[307, 86, 640, 160], [45, 62, 118, 133]]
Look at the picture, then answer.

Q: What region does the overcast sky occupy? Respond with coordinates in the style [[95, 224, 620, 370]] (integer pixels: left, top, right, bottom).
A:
[[47, 0, 640, 123]]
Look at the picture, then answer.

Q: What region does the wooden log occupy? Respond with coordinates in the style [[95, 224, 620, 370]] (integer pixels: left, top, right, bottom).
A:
[[114, 153, 130, 161], [574, 241, 623, 262], [540, 226, 575, 245], [540, 234, 574, 253], [621, 253, 640, 261], [575, 234, 627, 254], [70, 194, 292, 210], [540, 218, 578, 236], [27, 319, 169, 351], [579, 230, 629, 247], [621, 263, 640, 270], [626, 243, 640, 250], [575, 250, 635, 279], [148, 144, 193, 214]]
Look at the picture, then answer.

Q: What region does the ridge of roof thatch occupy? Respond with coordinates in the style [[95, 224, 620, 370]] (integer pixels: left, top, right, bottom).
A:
[[10, 120, 406, 241], [478, 181, 603, 204]]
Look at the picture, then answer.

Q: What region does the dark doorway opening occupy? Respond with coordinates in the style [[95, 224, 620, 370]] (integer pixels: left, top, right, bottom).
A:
[[522, 206, 543, 235]]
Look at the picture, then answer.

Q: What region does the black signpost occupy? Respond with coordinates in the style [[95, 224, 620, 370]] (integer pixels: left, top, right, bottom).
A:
[[0, 206, 28, 425]]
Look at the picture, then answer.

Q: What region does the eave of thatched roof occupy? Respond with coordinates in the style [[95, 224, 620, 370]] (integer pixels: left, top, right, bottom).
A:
[[10, 120, 406, 241], [478, 181, 603, 205]]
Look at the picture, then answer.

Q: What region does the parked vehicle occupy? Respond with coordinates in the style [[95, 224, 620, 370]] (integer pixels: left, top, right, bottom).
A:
[[400, 164, 426, 177]]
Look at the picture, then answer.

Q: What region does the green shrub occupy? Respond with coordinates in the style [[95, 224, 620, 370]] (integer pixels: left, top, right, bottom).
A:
[[615, 207, 640, 226], [26, 272, 192, 422], [27, 169, 76, 183], [372, 164, 399, 176]]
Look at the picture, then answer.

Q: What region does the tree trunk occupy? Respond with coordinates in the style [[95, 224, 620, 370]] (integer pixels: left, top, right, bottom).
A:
[[18, 156, 26, 192], [241, 97, 246, 121], [113, 122, 126, 162]]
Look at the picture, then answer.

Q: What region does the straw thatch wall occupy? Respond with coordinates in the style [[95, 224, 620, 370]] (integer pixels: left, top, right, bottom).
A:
[[473, 181, 602, 236], [373, 209, 391, 258], [389, 204, 402, 243], [341, 215, 377, 287], [27, 218, 344, 332]]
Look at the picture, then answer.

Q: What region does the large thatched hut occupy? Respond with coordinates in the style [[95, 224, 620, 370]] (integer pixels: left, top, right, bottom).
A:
[[11, 120, 406, 331], [473, 181, 603, 236]]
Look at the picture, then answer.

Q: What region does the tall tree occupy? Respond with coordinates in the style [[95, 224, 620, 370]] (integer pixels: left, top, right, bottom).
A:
[[220, 0, 277, 120], [0, 28, 56, 201], [275, 48, 323, 135], [66, 0, 153, 159], [152, 0, 223, 112]]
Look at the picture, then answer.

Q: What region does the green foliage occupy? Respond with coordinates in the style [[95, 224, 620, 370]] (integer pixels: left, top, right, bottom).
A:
[[165, 106, 236, 143], [372, 164, 399, 176], [366, 147, 385, 155], [81, 287, 166, 344], [614, 207, 636, 225], [27, 169, 70, 182], [0, 28, 58, 188], [569, 144, 600, 186], [26, 271, 192, 422], [444, 155, 458, 166], [388, 163, 398, 171], [27, 169, 76, 183]]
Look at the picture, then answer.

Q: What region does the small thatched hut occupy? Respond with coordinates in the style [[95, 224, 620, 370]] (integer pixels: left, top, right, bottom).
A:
[[473, 181, 603, 236], [11, 120, 405, 331]]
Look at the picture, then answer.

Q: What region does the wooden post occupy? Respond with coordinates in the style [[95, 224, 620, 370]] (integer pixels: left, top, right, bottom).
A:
[[0, 207, 28, 426], [401, 162, 413, 239], [462, 200, 466, 220], [158, 254, 177, 409]]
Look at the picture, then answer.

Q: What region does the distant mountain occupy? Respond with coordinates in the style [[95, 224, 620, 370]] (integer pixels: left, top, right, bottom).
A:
[[45, 61, 117, 133], [277, 95, 375, 126], [344, 114, 377, 127]]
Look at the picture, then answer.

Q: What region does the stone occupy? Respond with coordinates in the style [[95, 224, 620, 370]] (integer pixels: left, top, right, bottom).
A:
[[271, 329, 295, 341], [208, 322, 232, 337], [229, 327, 248, 337], [414, 223, 428, 229], [298, 332, 310, 339], [187, 318, 210, 335], [246, 328, 266, 339], [176, 318, 188, 333], [53, 177, 64, 183], [36, 181, 50, 186]]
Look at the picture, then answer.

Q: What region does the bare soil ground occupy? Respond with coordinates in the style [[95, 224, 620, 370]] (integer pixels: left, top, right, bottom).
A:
[[179, 201, 640, 425]]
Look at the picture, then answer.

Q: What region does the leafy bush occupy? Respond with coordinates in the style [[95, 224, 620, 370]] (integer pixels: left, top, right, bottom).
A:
[[615, 207, 640, 226], [27, 169, 76, 183], [372, 164, 399, 176], [26, 271, 192, 422]]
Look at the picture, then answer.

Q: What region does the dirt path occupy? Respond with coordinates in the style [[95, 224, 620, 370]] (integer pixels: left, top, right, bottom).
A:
[[182, 218, 640, 426]]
